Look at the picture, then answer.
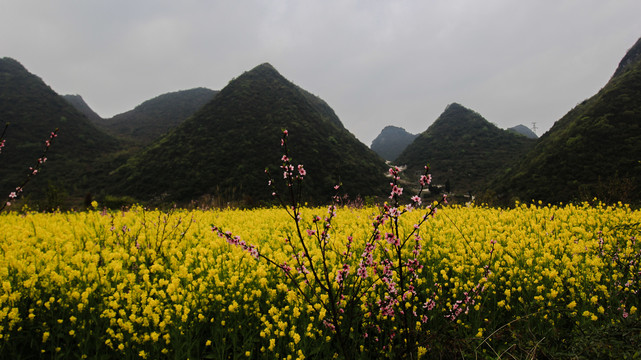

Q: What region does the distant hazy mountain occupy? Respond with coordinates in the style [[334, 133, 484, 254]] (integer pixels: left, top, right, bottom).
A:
[[370, 125, 418, 161], [493, 36, 641, 204], [0, 57, 120, 205], [99, 88, 218, 144], [507, 124, 538, 139], [62, 94, 103, 124], [108, 63, 388, 204], [395, 103, 535, 194]]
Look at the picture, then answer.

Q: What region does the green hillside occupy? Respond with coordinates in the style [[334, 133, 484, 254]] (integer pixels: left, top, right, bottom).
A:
[[395, 103, 535, 195], [98, 88, 218, 145], [0, 57, 121, 207], [108, 63, 388, 205], [371, 125, 418, 161], [62, 94, 103, 124], [493, 37, 641, 204]]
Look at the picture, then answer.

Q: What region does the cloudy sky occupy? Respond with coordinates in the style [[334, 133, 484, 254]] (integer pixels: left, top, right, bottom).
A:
[[2, 1, 640, 145]]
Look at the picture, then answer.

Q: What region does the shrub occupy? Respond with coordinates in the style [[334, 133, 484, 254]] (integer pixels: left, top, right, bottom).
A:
[[212, 130, 494, 358]]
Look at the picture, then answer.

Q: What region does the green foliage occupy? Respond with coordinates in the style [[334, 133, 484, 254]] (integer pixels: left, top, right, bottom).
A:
[[5, 33, 641, 209], [108, 63, 389, 205], [62, 94, 103, 124], [0, 57, 122, 205], [395, 103, 535, 196], [41, 183, 68, 212], [493, 37, 641, 204], [90, 88, 218, 145], [99, 194, 137, 209]]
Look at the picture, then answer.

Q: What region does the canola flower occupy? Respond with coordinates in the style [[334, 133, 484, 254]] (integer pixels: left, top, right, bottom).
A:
[[0, 200, 639, 359]]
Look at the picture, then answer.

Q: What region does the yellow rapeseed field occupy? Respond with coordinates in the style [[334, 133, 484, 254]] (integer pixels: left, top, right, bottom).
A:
[[0, 202, 639, 358]]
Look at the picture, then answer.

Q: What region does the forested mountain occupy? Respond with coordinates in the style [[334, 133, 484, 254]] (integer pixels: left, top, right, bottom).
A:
[[370, 125, 418, 161], [108, 63, 388, 205], [62, 94, 103, 124], [493, 36, 641, 204], [96, 88, 218, 145], [5, 36, 639, 208], [0, 57, 121, 207], [507, 124, 538, 139], [395, 103, 535, 194]]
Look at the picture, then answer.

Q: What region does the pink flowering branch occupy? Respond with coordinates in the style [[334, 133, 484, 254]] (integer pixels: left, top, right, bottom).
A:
[[0, 127, 59, 213], [210, 129, 496, 358], [349, 162, 462, 351], [0, 124, 8, 155]]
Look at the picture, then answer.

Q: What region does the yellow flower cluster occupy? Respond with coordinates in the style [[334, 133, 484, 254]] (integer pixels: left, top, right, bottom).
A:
[[0, 202, 638, 358]]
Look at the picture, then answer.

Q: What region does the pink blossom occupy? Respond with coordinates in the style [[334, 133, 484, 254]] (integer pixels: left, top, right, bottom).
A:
[[384, 232, 398, 246], [335, 264, 350, 284], [297, 264, 310, 274], [297, 164, 306, 176], [419, 174, 432, 186], [389, 184, 403, 198], [357, 260, 368, 278], [212, 226, 260, 260], [323, 320, 336, 331], [423, 299, 436, 310]]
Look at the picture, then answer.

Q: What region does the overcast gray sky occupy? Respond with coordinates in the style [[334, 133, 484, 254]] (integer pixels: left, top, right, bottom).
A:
[[2, 1, 640, 145]]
